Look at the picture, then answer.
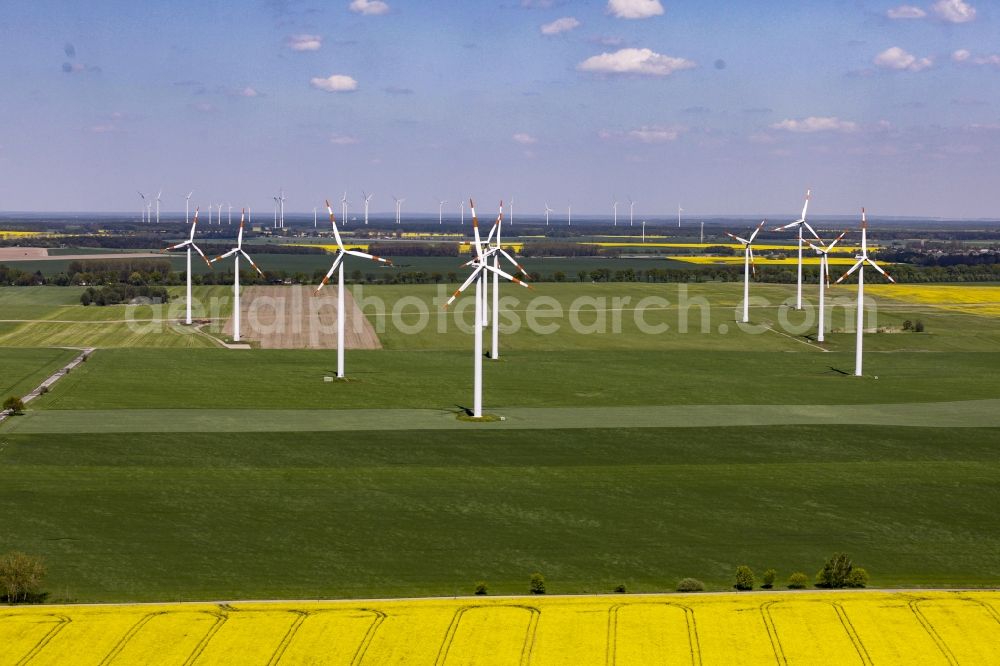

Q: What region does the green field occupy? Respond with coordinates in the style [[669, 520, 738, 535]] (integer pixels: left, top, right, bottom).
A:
[[0, 282, 998, 602]]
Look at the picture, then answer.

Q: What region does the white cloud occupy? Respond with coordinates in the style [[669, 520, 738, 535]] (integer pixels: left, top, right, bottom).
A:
[[310, 74, 358, 92], [770, 116, 859, 133], [974, 54, 1000, 65], [349, 0, 389, 15], [952, 49, 971, 62], [513, 133, 538, 145], [287, 34, 322, 51], [235, 86, 260, 97], [541, 17, 580, 35], [874, 46, 933, 72], [887, 5, 927, 18], [627, 126, 682, 142], [932, 0, 976, 22], [577, 47, 695, 76], [330, 134, 360, 145], [607, 0, 664, 19]]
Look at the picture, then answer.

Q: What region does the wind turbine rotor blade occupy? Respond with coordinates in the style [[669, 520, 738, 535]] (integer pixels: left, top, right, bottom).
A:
[[240, 250, 264, 276], [749, 220, 766, 243], [725, 232, 747, 244], [825, 258, 831, 287], [498, 248, 528, 276], [191, 243, 213, 267], [827, 230, 849, 251], [237, 218, 245, 248], [748, 248, 757, 276], [211, 248, 239, 263], [345, 249, 392, 265], [444, 267, 483, 308], [802, 221, 821, 240], [835, 259, 865, 284], [325, 199, 345, 249], [470, 199, 483, 261], [315, 252, 345, 292], [867, 259, 894, 282], [165, 241, 191, 251], [802, 238, 824, 253], [801, 189, 811, 221], [483, 263, 533, 289], [773, 220, 800, 231]]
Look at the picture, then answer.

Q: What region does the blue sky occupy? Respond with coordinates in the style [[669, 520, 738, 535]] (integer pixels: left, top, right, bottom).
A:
[[2, 0, 999, 218]]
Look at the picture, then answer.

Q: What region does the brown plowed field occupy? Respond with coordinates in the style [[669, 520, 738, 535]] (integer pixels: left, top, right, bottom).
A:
[[221, 285, 381, 349]]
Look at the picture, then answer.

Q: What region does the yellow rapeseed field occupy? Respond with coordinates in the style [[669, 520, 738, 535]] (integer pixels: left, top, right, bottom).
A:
[[1, 591, 998, 665], [457, 242, 525, 254], [668, 255, 862, 266], [589, 242, 872, 252], [0, 230, 51, 239], [287, 243, 371, 253], [866, 285, 1000, 317]]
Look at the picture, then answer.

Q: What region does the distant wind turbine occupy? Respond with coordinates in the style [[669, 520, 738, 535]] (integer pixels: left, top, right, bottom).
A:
[[804, 229, 848, 344], [629, 197, 635, 227], [272, 196, 279, 229], [313, 206, 317, 229], [227, 204, 232, 226], [210, 210, 263, 343], [677, 204, 683, 228], [163, 208, 212, 325], [341, 191, 349, 228], [137, 191, 147, 223], [567, 204, 572, 226], [509, 197, 514, 226], [835, 209, 895, 376], [393, 196, 404, 224], [772, 189, 819, 311], [155, 190, 162, 224], [184, 191, 194, 224], [612, 197, 618, 227], [726, 220, 766, 324], [278, 188, 286, 228], [362, 191, 373, 225], [437, 199, 448, 225], [460, 200, 465, 225], [544, 204, 553, 226]]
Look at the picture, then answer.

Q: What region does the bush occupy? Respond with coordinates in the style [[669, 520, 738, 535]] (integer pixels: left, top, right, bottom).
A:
[[0, 551, 46, 603], [847, 568, 869, 588], [787, 572, 809, 589], [914, 320, 925, 332], [761, 568, 776, 589], [816, 552, 859, 589], [2, 396, 25, 415], [902, 319, 913, 331], [676, 578, 705, 592], [613, 583, 627, 594], [474, 581, 488, 596], [529, 573, 546, 595], [734, 565, 755, 591]]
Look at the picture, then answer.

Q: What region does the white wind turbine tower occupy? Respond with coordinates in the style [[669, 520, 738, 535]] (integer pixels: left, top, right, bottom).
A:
[[164, 207, 212, 325], [210, 210, 263, 342], [313, 206, 318, 228], [228, 204, 232, 225], [460, 200, 465, 225], [393, 196, 404, 224], [185, 191, 194, 224], [804, 230, 848, 343], [772, 189, 819, 311], [273, 196, 279, 229], [726, 220, 766, 324], [207, 202, 212, 225], [612, 197, 619, 227], [341, 192, 349, 227], [278, 188, 286, 228], [217, 203, 224, 226], [146, 200, 153, 224], [437, 199, 448, 225], [629, 197, 635, 227], [316, 199, 393, 378], [567, 204, 572, 226], [155, 190, 162, 224], [445, 199, 531, 418], [544, 204, 553, 226], [509, 197, 514, 226], [835, 209, 894, 377], [362, 191, 373, 225], [677, 204, 683, 228], [137, 191, 147, 223]]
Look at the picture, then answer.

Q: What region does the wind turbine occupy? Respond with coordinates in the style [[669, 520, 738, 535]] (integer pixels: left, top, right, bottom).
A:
[[210, 210, 263, 342], [835, 209, 894, 377], [445, 199, 531, 418], [567, 204, 572, 226], [362, 191, 373, 225], [341, 192, 349, 227], [185, 191, 194, 224], [629, 197, 635, 227], [273, 196, 279, 229], [726, 220, 766, 324], [278, 188, 286, 228], [316, 199, 393, 378], [393, 197, 404, 224], [544, 204, 553, 226], [460, 200, 465, 225], [146, 200, 153, 224], [217, 203, 224, 227], [313, 206, 318, 228], [163, 207, 212, 325], [437, 199, 448, 225], [509, 197, 514, 226], [228, 204, 233, 225], [773, 189, 819, 311], [137, 191, 147, 223], [804, 230, 848, 344], [677, 204, 683, 228], [155, 190, 162, 224], [462, 202, 530, 360], [612, 197, 619, 227]]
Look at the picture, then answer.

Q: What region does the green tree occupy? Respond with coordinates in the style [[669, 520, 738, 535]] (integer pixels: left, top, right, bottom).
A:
[[529, 572, 546, 595], [474, 581, 488, 596], [761, 568, 777, 589], [816, 552, 856, 589], [734, 565, 755, 591], [3, 396, 25, 415], [0, 551, 46, 603], [787, 572, 809, 589]]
